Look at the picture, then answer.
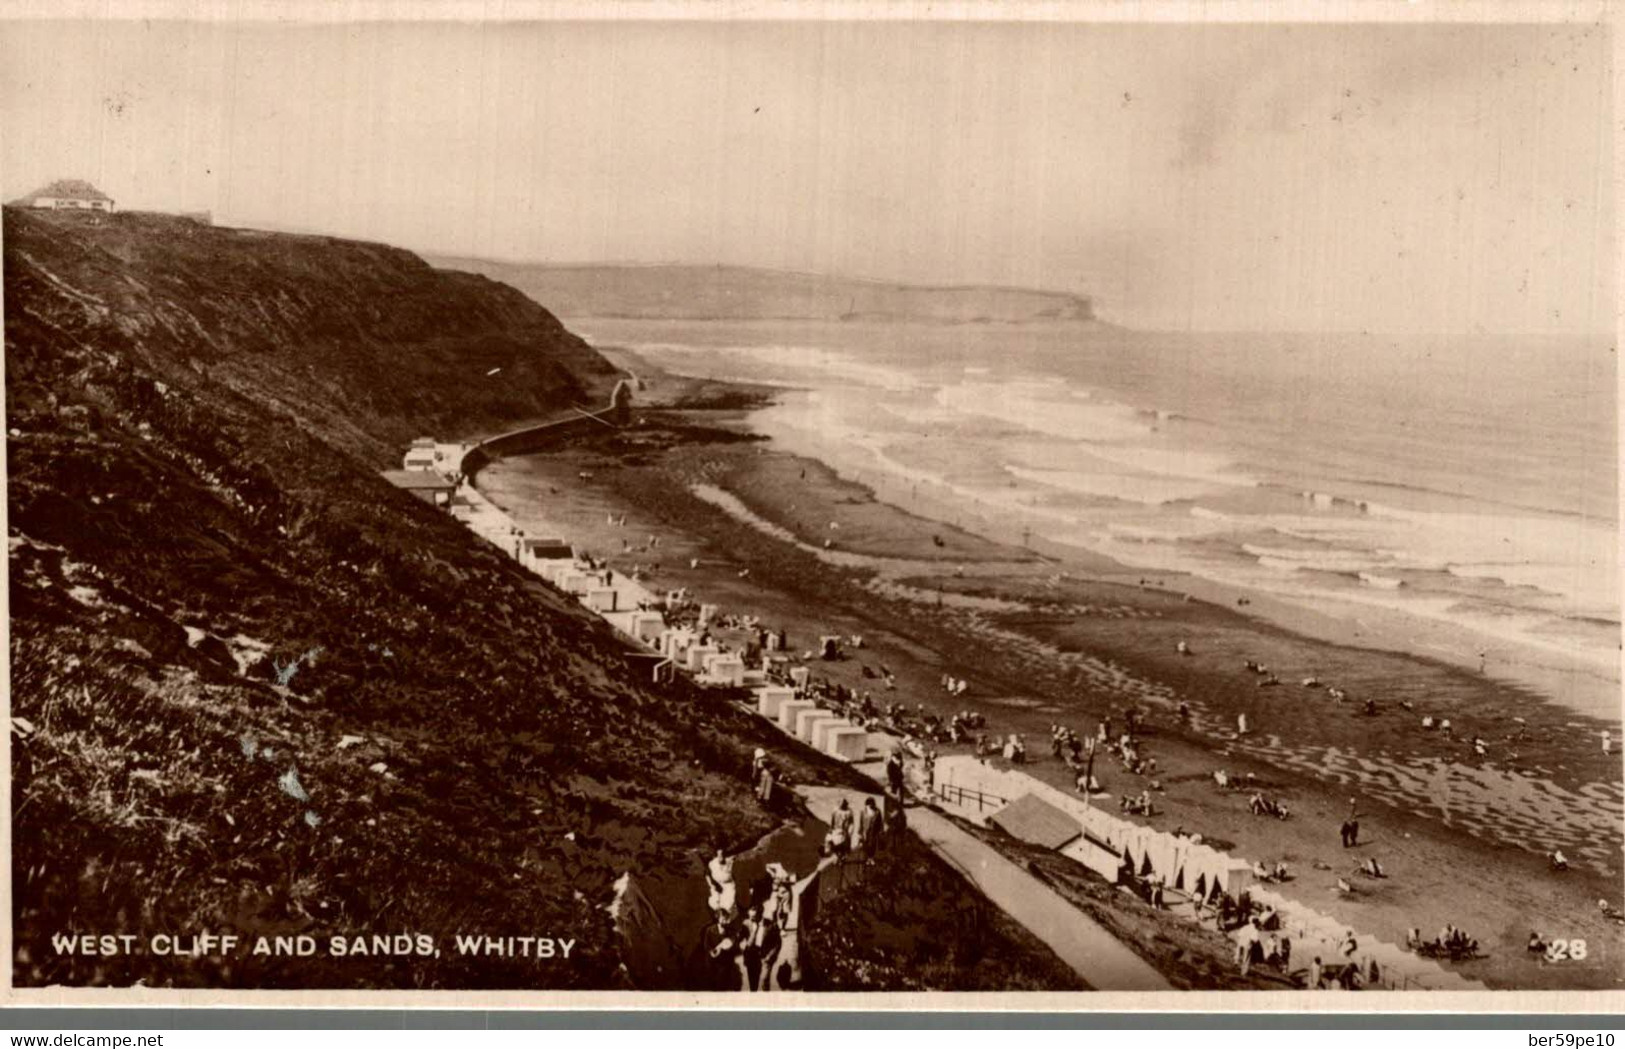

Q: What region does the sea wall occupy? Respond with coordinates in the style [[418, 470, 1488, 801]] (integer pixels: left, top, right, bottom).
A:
[[460, 409, 615, 478]]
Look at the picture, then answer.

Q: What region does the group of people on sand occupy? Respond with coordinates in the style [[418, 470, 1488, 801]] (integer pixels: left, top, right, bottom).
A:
[[1120, 789, 1156, 816], [946, 709, 986, 743], [1248, 791, 1291, 820], [1049, 724, 1086, 763], [1303, 951, 1382, 991], [1240, 914, 1383, 990], [999, 734, 1028, 763], [1407, 924, 1480, 961], [940, 674, 969, 696], [1234, 915, 1295, 978], [1251, 859, 1292, 883]]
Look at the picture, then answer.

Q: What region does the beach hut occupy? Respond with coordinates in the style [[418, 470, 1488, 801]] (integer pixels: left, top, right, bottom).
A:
[[558, 570, 595, 596], [702, 654, 746, 687], [811, 717, 852, 752], [825, 726, 867, 763], [755, 686, 795, 720], [777, 699, 816, 733], [659, 627, 695, 659], [520, 537, 574, 570], [627, 611, 666, 645], [403, 438, 438, 472], [795, 709, 840, 744]]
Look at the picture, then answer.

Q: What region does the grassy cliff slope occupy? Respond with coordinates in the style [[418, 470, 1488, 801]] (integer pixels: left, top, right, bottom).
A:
[[3, 209, 853, 989]]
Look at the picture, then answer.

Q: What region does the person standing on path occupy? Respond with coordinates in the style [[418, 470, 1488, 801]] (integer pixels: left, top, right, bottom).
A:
[[858, 797, 881, 861]]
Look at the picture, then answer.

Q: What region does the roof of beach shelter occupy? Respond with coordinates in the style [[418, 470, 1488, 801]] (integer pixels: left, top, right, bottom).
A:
[[990, 793, 1083, 851], [382, 469, 455, 490]]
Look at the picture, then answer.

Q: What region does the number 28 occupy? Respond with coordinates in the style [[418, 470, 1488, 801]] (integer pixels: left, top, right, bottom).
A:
[[1546, 939, 1588, 961]]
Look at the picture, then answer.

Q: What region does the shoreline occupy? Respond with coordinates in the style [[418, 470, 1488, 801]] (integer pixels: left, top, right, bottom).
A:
[[471, 412, 1623, 990], [592, 330, 1618, 722], [739, 392, 1621, 724]]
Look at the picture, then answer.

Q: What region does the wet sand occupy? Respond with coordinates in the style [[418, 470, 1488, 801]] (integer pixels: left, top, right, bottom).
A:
[[477, 413, 1623, 991], [746, 397, 1621, 723]]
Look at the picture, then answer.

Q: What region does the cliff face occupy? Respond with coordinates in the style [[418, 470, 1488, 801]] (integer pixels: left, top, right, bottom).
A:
[[9, 210, 621, 460], [429, 260, 1097, 324], [4, 209, 832, 989]]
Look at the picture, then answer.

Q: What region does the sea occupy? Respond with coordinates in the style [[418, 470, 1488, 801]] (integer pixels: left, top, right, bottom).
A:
[[576, 319, 1620, 715]]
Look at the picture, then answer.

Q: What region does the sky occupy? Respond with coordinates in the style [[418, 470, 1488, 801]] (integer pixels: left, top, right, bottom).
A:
[[0, 15, 1614, 333]]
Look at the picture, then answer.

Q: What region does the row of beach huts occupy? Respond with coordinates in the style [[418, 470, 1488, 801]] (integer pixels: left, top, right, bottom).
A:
[[394, 439, 874, 767]]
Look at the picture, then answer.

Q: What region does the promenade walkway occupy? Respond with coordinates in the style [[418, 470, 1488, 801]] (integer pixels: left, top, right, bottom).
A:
[[797, 784, 1167, 990]]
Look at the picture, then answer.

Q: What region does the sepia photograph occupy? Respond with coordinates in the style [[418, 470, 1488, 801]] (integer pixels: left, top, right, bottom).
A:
[[1, 1, 1619, 1008]]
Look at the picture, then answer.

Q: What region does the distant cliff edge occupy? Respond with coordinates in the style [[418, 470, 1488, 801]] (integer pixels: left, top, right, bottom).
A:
[[428, 260, 1096, 324]]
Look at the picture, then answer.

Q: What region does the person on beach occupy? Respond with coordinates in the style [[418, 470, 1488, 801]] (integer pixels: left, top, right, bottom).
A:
[[1235, 918, 1261, 975], [1307, 957, 1323, 990]]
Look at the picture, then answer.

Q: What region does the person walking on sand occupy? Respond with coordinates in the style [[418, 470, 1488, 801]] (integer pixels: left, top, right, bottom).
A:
[[1236, 918, 1261, 976]]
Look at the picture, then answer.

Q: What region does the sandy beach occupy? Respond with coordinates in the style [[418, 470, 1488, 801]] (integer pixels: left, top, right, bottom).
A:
[[475, 408, 1623, 991]]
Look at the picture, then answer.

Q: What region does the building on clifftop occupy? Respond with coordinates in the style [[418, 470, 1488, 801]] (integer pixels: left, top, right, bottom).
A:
[[13, 178, 116, 213]]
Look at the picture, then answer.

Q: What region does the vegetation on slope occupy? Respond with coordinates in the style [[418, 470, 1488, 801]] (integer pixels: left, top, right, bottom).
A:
[[4, 208, 853, 989]]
